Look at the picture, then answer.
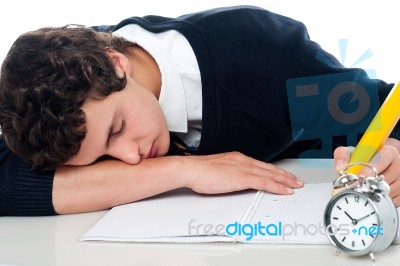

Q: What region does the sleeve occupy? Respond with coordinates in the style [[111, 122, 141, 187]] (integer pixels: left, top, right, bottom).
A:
[[286, 21, 400, 142], [277, 10, 400, 159], [0, 138, 57, 216], [389, 97, 400, 140]]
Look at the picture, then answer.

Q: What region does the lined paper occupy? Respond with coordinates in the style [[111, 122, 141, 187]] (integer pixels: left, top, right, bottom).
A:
[[81, 188, 256, 242], [81, 184, 345, 244]]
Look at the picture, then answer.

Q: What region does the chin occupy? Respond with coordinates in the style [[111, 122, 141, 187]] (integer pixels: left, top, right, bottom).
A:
[[159, 144, 170, 157], [158, 148, 168, 157]]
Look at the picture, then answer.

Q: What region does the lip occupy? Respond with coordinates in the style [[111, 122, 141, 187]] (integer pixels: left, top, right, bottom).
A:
[[145, 144, 157, 159]]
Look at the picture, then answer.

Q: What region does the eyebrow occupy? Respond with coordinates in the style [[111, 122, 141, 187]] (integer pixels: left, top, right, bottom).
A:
[[106, 109, 118, 148]]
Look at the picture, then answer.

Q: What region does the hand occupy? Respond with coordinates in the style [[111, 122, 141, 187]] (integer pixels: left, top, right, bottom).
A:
[[179, 152, 304, 195], [333, 138, 400, 207]]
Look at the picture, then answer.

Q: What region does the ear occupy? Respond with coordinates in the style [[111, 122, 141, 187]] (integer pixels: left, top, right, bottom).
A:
[[105, 49, 131, 78]]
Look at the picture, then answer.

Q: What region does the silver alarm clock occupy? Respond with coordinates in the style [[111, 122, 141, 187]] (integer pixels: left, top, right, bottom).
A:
[[324, 163, 398, 260]]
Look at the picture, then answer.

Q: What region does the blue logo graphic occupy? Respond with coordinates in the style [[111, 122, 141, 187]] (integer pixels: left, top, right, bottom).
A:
[[187, 219, 383, 241], [352, 225, 383, 236], [225, 221, 283, 241], [317, 39, 375, 78], [286, 40, 381, 167]]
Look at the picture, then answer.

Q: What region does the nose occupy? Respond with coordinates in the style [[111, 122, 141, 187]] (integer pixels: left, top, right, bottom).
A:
[[108, 141, 141, 165]]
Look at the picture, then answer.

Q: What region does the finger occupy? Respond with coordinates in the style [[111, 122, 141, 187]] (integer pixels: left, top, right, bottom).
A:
[[250, 159, 298, 180], [360, 145, 398, 179], [272, 168, 303, 188], [274, 167, 304, 188], [333, 146, 354, 172], [247, 158, 302, 187], [248, 175, 295, 195], [389, 180, 400, 199], [230, 152, 301, 186], [381, 164, 400, 186], [391, 195, 400, 208], [247, 164, 303, 189]]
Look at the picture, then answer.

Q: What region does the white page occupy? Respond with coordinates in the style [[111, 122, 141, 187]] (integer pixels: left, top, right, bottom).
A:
[[82, 184, 336, 244], [235, 183, 333, 244], [82, 182, 400, 244], [81, 188, 257, 242]]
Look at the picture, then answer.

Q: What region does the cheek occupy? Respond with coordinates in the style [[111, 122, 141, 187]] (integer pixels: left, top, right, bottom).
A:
[[139, 103, 166, 130], [155, 108, 169, 134], [139, 111, 165, 134], [65, 153, 94, 166], [67, 133, 106, 165], [124, 93, 168, 136]]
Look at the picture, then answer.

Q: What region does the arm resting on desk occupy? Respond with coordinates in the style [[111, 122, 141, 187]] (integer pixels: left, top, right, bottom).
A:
[[53, 152, 302, 214]]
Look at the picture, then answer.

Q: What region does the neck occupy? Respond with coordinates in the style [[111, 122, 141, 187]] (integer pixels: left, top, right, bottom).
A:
[[126, 45, 161, 99]]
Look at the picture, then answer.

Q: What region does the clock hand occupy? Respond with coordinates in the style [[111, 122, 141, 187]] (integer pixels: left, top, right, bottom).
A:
[[344, 211, 357, 225], [344, 211, 354, 220], [355, 213, 373, 223]]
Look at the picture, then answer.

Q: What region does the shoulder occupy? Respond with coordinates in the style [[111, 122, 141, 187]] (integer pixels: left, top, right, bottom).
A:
[[178, 5, 267, 20], [0, 137, 22, 176], [177, 5, 301, 27], [0, 137, 11, 162], [110, 5, 297, 31]]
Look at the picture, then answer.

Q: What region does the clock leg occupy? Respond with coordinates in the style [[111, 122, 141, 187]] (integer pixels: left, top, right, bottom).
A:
[[369, 252, 375, 262]]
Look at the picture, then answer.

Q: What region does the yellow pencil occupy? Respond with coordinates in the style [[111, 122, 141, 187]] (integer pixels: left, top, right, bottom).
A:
[[348, 82, 400, 174]]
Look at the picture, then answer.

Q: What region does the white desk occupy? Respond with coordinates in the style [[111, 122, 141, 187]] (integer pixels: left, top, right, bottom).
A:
[[1, 159, 399, 266]]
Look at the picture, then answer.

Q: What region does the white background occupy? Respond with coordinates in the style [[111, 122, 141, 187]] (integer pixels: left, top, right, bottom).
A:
[[1, 0, 399, 83]]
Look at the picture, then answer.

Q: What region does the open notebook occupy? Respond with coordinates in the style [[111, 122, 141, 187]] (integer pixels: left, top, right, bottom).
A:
[[81, 160, 400, 244]]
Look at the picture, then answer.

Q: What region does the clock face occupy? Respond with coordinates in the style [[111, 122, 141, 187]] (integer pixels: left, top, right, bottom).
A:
[[325, 191, 380, 252]]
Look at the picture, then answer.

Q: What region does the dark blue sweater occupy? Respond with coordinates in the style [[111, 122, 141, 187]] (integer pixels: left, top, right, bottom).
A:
[[1, 5, 399, 216]]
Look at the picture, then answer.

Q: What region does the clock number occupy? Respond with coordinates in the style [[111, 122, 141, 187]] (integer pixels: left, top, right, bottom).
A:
[[352, 241, 355, 247], [354, 195, 360, 203]]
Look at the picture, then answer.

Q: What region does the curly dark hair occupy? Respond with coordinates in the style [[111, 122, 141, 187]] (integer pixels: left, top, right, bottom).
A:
[[0, 25, 133, 170]]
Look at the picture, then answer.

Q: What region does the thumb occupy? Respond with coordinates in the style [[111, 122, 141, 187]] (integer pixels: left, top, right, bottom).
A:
[[333, 146, 354, 172]]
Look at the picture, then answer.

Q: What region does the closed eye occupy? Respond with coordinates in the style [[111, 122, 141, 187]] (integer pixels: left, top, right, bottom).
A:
[[113, 120, 126, 137]]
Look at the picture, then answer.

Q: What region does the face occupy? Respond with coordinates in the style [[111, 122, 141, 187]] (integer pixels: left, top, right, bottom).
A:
[[66, 76, 170, 166]]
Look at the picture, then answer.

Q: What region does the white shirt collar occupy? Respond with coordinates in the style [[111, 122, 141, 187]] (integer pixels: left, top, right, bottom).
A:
[[114, 24, 188, 133]]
